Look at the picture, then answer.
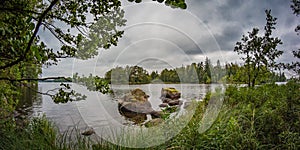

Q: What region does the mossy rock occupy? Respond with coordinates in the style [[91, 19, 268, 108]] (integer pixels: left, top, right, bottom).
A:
[[131, 88, 146, 96], [163, 87, 179, 93], [121, 88, 149, 102], [130, 88, 149, 102], [161, 87, 181, 100]]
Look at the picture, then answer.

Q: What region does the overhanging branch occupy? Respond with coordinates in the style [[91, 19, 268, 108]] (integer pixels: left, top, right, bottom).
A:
[[0, 76, 72, 82], [0, 0, 59, 70]]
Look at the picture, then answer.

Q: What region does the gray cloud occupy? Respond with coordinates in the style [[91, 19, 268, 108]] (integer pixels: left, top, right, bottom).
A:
[[41, 0, 299, 77], [214, 24, 243, 51], [282, 32, 300, 47]]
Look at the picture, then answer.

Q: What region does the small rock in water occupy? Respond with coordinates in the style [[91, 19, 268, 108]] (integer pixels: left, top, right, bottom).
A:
[[168, 100, 182, 106], [159, 103, 168, 107], [161, 87, 181, 99], [81, 128, 95, 136]]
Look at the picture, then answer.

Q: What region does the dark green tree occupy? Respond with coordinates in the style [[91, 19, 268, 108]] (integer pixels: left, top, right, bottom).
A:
[[105, 66, 128, 84], [196, 62, 204, 83], [188, 63, 198, 83], [204, 57, 212, 83], [150, 71, 159, 80], [160, 68, 179, 83], [212, 60, 223, 83], [234, 10, 283, 87], [160, 68, 170, 82], [128, 66, 150, 84]]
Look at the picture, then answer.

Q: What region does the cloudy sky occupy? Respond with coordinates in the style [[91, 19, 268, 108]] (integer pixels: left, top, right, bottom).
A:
[[41, 0, 299, 77]]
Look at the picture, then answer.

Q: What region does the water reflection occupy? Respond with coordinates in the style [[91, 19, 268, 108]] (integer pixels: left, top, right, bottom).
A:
[[16, 84, 42, 118], [19, 83, 222, 133]]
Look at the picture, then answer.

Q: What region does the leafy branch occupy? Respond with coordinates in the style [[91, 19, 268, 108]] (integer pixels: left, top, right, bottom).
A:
[[0, 76, 71, 82], [0, 0, 59, 70]]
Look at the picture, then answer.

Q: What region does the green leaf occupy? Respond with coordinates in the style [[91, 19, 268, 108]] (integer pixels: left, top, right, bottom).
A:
[[26, 16, 32, 23], [179, 3, 187, 9], [29, 23, 35, 30]]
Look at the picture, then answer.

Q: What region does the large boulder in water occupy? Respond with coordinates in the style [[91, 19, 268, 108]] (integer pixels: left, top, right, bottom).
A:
[[161, 87, 181, 100], [118, 101, 153, 114], [123, 88, 150, 102], [118, 88, 154, 114]]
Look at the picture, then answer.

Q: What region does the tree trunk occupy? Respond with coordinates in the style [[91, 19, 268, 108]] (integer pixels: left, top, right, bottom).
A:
[[251, 78, 256, 87], [248, 74, 251, 87]]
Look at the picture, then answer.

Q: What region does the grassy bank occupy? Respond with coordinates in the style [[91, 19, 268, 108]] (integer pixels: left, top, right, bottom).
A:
[[1, 81, 299, 149], [165, 80, 299, 149]]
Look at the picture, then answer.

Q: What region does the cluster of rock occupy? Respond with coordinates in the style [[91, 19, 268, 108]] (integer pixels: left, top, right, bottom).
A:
[[117, 87, 182, 127], [117, 89, 161, 124], [159, 87, 182, 108]]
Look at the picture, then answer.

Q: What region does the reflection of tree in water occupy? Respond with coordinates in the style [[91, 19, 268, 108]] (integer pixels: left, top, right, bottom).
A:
[[16, 84, 42, 118]]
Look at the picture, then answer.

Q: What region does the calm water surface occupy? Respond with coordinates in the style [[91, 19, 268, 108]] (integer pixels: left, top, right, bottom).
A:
[[29, 83, 222, 132]]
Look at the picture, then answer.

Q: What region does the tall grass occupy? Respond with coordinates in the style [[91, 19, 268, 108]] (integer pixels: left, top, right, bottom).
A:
[[0, 115, 58, 150]]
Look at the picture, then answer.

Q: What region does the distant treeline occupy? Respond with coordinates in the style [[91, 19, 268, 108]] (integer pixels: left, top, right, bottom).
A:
[[103, 57, 286, 84]]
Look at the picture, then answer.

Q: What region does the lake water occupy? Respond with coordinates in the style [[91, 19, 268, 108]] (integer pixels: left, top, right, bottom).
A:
[[26, 83, 222, 133]]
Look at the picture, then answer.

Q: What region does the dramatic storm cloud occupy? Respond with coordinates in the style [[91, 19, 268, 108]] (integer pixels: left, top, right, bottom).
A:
[[42, 0, 299, 77]]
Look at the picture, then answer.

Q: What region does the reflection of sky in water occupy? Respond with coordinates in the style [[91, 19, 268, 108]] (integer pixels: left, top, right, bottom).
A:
[[30, 83, 221, 133]]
